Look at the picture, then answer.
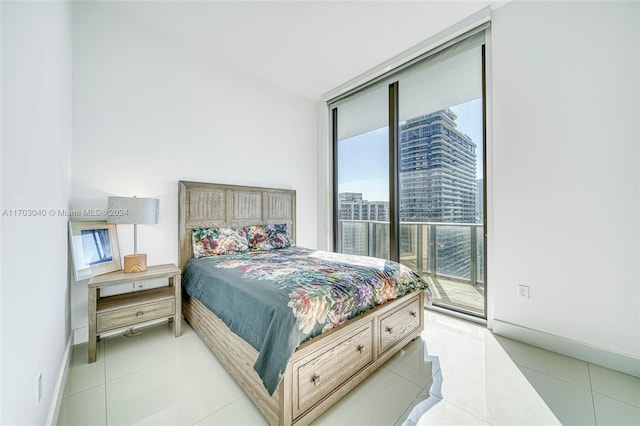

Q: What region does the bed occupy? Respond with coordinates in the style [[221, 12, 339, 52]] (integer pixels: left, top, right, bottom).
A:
[[178, 181, 430, 425]]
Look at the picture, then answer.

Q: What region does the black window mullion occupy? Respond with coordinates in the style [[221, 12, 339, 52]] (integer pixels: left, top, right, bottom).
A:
[[481, 43, 488, 318], [389, 82, 399, 262], [331, 107, 339, 252]]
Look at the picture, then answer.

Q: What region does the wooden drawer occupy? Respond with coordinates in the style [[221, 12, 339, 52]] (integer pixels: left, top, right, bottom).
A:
[[379, 296, 421, 354], [293, 322, 373, 418], [97, 299, 175, 332]]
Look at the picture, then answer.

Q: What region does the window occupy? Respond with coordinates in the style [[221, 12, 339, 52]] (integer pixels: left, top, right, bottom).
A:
[[331, 27, 487, 318]]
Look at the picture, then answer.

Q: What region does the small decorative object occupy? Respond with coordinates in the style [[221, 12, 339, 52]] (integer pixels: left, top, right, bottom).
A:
[[107, 196, 159, 273], [69, 221, 122, 280]]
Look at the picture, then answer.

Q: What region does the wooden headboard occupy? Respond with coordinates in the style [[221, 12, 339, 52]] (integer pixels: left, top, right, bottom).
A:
[[178, 181, 296, 271]]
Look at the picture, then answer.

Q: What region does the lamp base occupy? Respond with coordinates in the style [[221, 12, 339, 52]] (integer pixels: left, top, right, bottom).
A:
[[123, 254, 147, 273]]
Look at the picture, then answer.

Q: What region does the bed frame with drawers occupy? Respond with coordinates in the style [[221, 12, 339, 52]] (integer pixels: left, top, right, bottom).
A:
[[178, 181, 425, 425]]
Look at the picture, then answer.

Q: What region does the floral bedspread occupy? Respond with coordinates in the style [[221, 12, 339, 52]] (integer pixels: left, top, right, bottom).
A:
[[183, 247, 430, 395]]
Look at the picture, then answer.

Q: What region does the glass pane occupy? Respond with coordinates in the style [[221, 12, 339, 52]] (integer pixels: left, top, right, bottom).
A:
[[398, 44, 485, 317], [336, 85, 389, 258], [435, 225, 471, 280]]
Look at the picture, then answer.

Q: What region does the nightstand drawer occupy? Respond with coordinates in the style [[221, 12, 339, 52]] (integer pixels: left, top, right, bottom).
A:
[[97, 299, 175, 332]]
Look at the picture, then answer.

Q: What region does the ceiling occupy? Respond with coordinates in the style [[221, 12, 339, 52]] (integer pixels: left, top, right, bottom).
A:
[[90, 1, 498, 100]]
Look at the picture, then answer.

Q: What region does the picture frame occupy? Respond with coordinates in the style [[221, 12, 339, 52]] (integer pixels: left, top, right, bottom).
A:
[[69, 221, 121, 281]]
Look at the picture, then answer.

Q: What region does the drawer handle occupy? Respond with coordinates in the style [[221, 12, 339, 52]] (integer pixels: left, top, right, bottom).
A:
[[387, 327, 394, 334], [136, 311, 144, 318], [358, 345, 366, 354], [410, 311, 417, 317], [312, 375, 321, 386]]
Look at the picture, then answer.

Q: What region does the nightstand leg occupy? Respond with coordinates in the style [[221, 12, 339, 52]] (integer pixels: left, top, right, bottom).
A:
[[173, 274, 182, 337], [88, 287, 97, 363]]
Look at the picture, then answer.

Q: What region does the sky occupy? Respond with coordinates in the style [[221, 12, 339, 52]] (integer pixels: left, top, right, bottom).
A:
[[337, 97, 483, 202]]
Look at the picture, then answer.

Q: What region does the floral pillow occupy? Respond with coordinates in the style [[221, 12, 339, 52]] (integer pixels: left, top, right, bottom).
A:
[[192, 227, 249, 258], [244, 224, 294, 251]]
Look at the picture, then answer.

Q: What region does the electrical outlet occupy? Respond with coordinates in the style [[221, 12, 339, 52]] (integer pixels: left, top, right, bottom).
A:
[[36, 372, 42, 407], [518, 285, 530, 299]]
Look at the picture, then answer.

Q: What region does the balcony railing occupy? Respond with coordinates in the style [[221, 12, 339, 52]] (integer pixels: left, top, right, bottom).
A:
[[337, 220, 485, 286]]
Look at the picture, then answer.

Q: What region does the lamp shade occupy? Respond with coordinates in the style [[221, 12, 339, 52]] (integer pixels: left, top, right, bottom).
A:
[[107, 196, 159, 225]]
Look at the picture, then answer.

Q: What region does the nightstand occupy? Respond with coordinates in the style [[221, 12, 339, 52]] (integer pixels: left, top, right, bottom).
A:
[[87, 263, 182, 363]]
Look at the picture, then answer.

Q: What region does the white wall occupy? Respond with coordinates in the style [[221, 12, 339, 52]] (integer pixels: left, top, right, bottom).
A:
[[71, 3, 317, 342], [316, 101, 331, 251], [1, 1, 73, 424], [491, 0, 639, 365]]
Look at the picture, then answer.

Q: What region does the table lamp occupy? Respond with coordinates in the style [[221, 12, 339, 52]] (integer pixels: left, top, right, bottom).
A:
[[107, 196, 159, 273]]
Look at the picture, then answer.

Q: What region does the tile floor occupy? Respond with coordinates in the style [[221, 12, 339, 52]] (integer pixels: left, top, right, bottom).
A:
[[58, 311, 640, 425]]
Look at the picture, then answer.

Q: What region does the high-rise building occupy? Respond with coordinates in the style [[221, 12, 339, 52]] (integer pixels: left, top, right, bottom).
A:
[[398, 109, 478, 278], [338, 193, 389, 256], [338, 193, 389, 221], [338, 193, 363, 203], [399, 109, 477, 224]]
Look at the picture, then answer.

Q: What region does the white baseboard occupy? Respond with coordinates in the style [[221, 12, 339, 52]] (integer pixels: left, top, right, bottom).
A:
[[47, 331, 73, 426], [493, 319, 640, 378]]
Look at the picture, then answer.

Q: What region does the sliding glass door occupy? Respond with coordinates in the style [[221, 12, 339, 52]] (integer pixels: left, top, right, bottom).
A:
[[332, 28, 487, 319], [397, 36, 486, 317]]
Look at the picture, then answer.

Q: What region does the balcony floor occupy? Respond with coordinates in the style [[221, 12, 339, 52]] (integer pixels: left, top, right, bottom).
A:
[[401, 256, 485, 317], [423, 275, 485, 316]]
